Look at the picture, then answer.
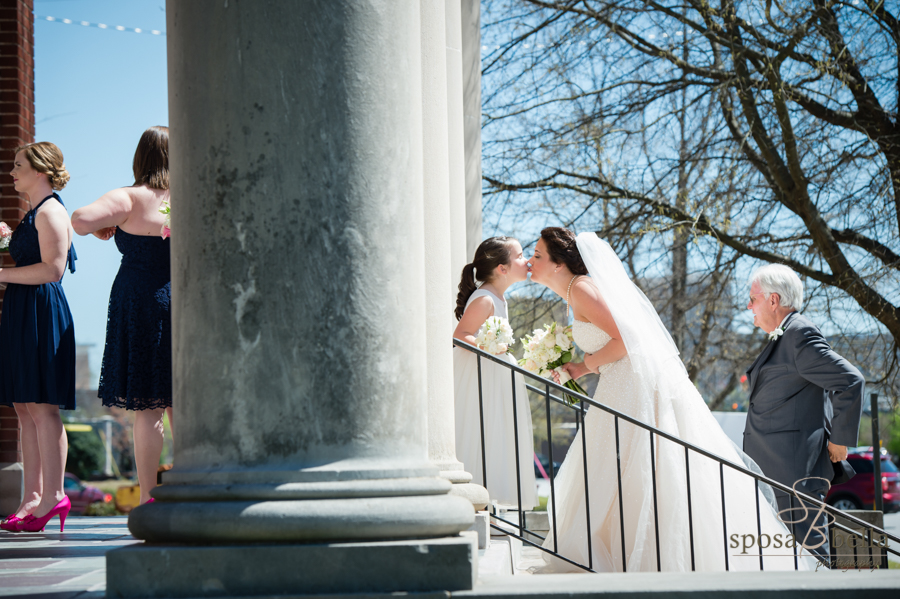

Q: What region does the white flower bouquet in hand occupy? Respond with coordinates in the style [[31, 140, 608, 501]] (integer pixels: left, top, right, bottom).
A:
[[0, 222, 11, 252], [519, 322, 587, 405], [475, 316, 515, 355]]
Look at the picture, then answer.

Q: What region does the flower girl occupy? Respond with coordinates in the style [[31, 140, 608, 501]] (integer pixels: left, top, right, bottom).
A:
[[453, 237, 535, 509]]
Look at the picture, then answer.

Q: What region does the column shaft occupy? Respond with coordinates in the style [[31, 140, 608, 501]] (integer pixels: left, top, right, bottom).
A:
[[125, 0, 473, 546], [422, 0, 488, 512], [446, 0, 469, 279], [461, 0, 484, 257]]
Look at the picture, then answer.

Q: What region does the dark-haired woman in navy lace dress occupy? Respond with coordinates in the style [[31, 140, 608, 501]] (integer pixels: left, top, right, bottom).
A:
[[72, 126, 171, 505], [0, 142, 76, 533]]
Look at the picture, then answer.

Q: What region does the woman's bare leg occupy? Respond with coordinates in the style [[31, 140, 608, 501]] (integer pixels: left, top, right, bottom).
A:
[[11, 404, 42, 518], [133, 408, 166, 504], [26, 403, 67, 518]]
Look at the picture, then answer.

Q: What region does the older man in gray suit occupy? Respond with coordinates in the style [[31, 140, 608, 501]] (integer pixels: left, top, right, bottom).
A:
[[743, 264, 864, 564]]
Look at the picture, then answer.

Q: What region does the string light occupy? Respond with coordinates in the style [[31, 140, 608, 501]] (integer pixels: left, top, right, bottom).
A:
[[39, 16, 164, 36]]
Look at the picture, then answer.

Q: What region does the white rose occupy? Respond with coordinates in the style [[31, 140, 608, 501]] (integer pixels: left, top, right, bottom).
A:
[[543, 335, 556, 348], [525, 359, 537, 372]]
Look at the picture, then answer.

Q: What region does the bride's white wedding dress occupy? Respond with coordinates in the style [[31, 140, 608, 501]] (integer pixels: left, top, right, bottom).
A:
[[454, 289, 536, 509], [542, 234, 815, 572]]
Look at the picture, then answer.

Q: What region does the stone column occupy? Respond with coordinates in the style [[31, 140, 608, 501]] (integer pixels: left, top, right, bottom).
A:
[[421, 0, 488, 513], [461, 0, 484, 257], [108, 2, 474, 597], [446, 0, 469, 278]]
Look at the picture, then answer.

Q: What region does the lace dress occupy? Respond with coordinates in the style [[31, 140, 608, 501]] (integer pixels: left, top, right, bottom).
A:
[[453, 289, 536, 508], [0, 194, 76, 409], [543, 320, 813, 572], [98, 229, 171, 410]]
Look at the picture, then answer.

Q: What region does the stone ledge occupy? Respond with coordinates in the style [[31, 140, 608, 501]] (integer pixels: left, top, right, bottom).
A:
[[106, 535, 477, 598], [460, 571, 900, 599]]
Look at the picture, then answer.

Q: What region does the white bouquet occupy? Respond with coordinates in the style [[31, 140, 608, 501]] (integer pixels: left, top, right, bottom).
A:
[[519, 322, 587, 404], [475, 316, 515, 355], [0, 222, 11, 252]]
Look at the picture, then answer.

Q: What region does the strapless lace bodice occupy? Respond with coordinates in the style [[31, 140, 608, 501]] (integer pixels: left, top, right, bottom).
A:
[[572, 320, 611, 354]]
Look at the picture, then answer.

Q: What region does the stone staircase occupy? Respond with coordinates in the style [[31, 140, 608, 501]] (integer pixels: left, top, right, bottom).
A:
[[478, 510, 552, 578]]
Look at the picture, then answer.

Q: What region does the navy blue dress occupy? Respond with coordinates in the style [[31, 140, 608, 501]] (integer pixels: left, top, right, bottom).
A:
[[98, 229, 171, 410], [0, 194, 77, 409]]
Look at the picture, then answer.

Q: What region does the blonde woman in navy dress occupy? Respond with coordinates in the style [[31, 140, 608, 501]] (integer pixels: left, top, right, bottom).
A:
[[72, 127, 171, 505], [0, 142, 76, 532]]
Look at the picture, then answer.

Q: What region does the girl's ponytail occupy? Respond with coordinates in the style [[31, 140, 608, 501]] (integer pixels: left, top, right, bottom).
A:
[[454, 263, 478, 321]]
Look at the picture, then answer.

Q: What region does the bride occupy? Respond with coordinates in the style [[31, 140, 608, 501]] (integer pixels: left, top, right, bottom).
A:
[[528, 227, 815, 572]]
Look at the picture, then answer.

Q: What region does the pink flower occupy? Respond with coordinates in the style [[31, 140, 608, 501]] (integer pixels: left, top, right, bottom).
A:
[[0, 221, 11, 250], [160, 224, 171, 239]]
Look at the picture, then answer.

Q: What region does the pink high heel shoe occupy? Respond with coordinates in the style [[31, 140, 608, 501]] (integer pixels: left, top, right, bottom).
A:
[[1, 514, 22, 532], [16, 496, 71, 533]]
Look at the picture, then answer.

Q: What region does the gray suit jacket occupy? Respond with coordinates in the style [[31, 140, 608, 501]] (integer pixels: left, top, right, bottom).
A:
[[742, 312, 864, 494]]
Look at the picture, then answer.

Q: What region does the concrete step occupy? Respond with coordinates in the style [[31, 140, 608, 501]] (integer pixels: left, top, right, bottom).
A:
[[478, 534, 514, 578]]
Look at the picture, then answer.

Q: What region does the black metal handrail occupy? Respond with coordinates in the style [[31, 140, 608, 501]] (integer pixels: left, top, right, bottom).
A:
[[453, 338, 899, 572]]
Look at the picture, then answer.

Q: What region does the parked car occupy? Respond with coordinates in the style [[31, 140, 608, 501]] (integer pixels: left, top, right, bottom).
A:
[[64, 473, 112, 515], [534, 453, 562, 479], [825, 449, 900, 513]]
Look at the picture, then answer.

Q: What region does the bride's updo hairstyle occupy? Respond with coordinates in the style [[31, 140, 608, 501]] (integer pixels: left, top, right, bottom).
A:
[[15, 142, 70, 190], [455, 236, 517, 321], [133, 126, 169, 190], [540, 227, 588, 275]]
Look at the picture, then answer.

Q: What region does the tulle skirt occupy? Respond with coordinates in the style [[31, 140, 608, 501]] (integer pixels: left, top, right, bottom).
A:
[[543, 357, 815, 572]]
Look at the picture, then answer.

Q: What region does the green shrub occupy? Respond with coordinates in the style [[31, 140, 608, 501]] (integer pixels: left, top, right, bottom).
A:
[[886, 412, 900, 459], [66, 430, 105, 480], [83, 501, 121, 517]]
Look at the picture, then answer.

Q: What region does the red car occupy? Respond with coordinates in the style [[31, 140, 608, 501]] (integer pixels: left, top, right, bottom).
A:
[[64, 473, 112, 515], [825, 449, 900, 513]]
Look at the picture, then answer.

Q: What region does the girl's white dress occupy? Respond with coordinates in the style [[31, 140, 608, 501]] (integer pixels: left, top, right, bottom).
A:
[[454, 289, 536, 508]]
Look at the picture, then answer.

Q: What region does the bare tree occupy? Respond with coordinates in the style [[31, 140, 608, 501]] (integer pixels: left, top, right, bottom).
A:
[[482, 0, 899, 394]]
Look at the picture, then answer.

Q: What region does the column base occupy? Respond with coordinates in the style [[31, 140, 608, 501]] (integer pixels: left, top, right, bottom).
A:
[[434, 463, 490, 511], [448, 481, 489, 512], [106, 535, 477, 598], [130, 483, 474, 543]]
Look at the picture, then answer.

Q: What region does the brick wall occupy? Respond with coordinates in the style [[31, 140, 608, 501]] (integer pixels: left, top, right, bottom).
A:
[[0, 0, 34, 465]]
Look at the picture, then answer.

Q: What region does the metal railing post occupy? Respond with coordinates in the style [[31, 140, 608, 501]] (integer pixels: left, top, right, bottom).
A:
[[476, 356, 488, 496], [510, 369, 524, 534], [871, 392, 883, 513], [545, 384, 559, 554]]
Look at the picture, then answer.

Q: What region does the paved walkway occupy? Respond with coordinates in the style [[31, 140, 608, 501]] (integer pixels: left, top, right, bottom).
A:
[[1, 516, 898, 599], [0, 516, 135, 598]]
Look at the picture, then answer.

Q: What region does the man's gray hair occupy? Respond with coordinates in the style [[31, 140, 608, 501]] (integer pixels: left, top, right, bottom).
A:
[[749, 264, 804, 310]]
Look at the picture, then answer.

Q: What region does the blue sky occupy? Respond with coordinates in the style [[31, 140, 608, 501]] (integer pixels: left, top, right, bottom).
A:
[[32, 1, 167, 385]]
